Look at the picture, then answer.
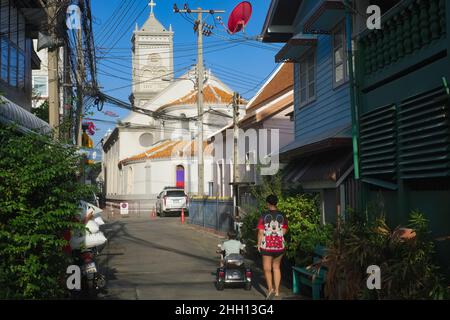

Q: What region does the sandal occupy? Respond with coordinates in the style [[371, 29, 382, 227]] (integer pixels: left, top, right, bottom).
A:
[[266, 290, 275, 300]]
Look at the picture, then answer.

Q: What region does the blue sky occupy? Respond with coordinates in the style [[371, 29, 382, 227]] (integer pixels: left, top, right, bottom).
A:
[[88, 0, 282, 146]]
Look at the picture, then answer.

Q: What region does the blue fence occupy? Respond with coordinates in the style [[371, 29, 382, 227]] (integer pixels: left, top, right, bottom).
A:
[[188, 198, 234, 233]]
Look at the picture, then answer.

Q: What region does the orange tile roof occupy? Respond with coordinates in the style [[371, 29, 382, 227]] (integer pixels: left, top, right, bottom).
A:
[[159, 84, 245, 110], [240, 93, 294, 128], [246, 63, 294, 112], [120, 140, 213, 165], [121, 140, 174, 164]]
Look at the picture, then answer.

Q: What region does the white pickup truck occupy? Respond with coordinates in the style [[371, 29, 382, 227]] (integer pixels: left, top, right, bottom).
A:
[[156, 188, 188, 217]]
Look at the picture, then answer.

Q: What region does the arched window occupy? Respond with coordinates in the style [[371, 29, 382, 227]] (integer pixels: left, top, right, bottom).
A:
[[176, 165, 185, 189], [127, 167, 134, 195], [180, 113, 189, 135]]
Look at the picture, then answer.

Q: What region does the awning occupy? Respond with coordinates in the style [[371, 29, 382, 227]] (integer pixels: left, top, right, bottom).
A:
[[303, 0, 345, 34], [275, 34, 318, 63], [282, 149, 353, 186], [261, 0, 304, 43], [0, 96, 51, 135], [280, 124, 352, 160]]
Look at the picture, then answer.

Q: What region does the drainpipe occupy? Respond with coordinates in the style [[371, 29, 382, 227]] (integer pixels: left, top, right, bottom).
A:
[[345, 0, 360, 180]]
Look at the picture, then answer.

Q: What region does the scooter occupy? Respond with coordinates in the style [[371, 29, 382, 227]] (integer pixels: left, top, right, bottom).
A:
[[72, 248, 106, 298], [70, 201, 107, 298], [215, 244, 252, 291]]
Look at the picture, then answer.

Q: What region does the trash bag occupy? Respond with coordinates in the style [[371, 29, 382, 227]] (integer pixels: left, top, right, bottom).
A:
[[70, 231, 107, 250], [86, 220, 100, 234]]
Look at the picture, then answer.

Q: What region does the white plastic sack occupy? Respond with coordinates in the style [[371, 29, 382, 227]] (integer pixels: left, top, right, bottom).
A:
[[94, 216, 105, 226], [84, 232, 107, 248], [86, 220, 100, 234], [78, 200, 103, 220], [69, 231, 107, 250]]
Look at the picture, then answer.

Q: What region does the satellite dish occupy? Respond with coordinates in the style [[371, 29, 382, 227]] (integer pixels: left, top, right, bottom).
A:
[[228, 1, 252, 34]]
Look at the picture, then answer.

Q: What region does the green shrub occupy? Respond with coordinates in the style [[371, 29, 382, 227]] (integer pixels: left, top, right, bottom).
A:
[[0, 126, 92, 299], [278, 195, 332, 265], [324, 210, 450, 300]]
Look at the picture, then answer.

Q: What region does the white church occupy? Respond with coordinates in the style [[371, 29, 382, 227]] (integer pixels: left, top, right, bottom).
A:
[[101, 2, 245, 213]]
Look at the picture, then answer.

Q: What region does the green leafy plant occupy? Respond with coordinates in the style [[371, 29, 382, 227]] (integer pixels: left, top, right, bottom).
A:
[[31, 100, 49, 123], [0, 125, 93, 299], [278, 195, 332, 265]]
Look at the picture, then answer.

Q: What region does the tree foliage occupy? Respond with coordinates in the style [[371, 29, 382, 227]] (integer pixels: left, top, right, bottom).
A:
[[0, 126, 91, 299], [31, 100, 49, 123]]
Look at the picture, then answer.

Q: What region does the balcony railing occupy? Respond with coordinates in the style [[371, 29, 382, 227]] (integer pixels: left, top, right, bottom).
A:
[[358, 0, 446, 76]]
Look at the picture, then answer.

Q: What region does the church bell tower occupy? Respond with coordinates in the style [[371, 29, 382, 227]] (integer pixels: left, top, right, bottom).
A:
[[131, 1, 174, 107]]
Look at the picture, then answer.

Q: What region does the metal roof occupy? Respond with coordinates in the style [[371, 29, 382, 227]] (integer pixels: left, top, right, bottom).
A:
[[0, 96, 51, 135]]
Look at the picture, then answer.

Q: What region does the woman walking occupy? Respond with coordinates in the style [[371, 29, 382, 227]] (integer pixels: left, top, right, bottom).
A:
[[257, 194, 288, 299]]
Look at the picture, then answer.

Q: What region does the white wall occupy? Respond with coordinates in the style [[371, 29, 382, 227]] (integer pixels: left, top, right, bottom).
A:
[[119, 129, 156, 160], [262, 106, 294, 148], [122, 157, 214, 197]]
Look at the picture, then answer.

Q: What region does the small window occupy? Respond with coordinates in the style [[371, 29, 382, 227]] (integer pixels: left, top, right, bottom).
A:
[[298, 51, 316, 106], [139, 132, 154, 147], [180, 113, 189, 133], [332, 22, 349, 87], [33, 76, 48, 97], [208, 182, 214, 197], [246, 152, 255, 172]]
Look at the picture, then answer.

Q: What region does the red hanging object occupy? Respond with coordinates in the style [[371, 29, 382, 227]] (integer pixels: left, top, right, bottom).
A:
[[228, 1, 252, 34]]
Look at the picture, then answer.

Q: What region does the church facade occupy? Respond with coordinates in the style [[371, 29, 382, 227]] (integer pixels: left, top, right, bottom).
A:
[[101, 6, 245, 215]]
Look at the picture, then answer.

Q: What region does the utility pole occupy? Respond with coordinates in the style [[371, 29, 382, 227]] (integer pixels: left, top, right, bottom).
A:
[[197, 9, 205, 197], [47, 0, 60, 138], [174, 5, 225, 196], [75, 13, 86, 147], [232, 92, 241, 218]]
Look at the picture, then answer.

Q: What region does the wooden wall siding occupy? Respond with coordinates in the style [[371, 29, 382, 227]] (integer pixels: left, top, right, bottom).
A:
[[357, 0, 449, 113], [356, 0, 450, 181], [359, 0, 446, 76], [293, 34, 351, 143]]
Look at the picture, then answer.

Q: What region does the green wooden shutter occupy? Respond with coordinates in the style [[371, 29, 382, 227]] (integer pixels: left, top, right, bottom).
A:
[[398, 88, 450, 179], [360, 104, 397, 180]]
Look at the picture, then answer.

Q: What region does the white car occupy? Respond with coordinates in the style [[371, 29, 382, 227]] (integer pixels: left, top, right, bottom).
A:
[[156, 188, 188, 217]]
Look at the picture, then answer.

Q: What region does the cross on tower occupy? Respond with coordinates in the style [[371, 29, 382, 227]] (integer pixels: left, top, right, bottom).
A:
[[149, 0, 156, 14]]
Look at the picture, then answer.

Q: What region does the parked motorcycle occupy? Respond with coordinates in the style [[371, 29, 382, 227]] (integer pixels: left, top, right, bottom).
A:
[[69, 201, 108, 298], [72, 248, 106, 298]]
